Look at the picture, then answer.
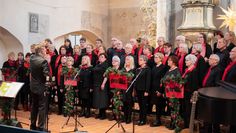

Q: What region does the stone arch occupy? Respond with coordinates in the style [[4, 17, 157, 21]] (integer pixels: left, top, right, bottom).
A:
[[0, 26, 24, 67], [53, 30, 101, 50]]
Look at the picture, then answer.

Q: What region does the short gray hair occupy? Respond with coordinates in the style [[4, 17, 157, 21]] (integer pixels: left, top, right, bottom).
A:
[[185, 54, 197, 64], [176, 35, 186, 43], [112, 55, 120, 63], [210, 54, 220, 63], [179, 43, 189, 53], [139, 55, 148, 62], [192, 43, 202, 53]]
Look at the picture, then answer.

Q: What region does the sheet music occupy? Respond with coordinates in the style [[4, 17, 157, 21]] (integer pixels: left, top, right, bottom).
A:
[[0, 82, 24, 98]]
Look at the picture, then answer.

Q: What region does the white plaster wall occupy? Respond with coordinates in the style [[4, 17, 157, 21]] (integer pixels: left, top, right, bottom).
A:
[[0, 0, 108, 53]]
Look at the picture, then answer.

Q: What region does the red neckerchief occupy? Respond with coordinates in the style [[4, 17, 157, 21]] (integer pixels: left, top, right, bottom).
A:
[[8, 59, 16, 67], [162, 55, 169, 65], [80, 65, 88, 69], [147, 54, 153, 59], [175, 48, 180, 56], [55, 55, 61, 68], [24, 61, 30, 68], [182, 66, 195, 78], [132, 45, 137, 55], [222, 61, 236, 81], [178, 53, 186, 75], [154, 46, 164, 54], [202, 66, 213, 87], [57, 64, 62, 85], [115, 49, 123, 52], [49, 51, 55, 57], [93, 48, 99, 56], [87, 53, 93, 62], [194, 54, 202, 67], [138, 46, 143, 60], [200, 43, 206, 57], [74, 54, 79, 62]]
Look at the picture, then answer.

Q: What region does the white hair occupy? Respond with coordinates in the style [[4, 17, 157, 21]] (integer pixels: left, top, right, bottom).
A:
[[176, 35, 186, 43], [210, 54, 220, 64], [125, 43, 133, 49], [112, 55, 120, 63], [192, 43, 202, 53], [179, 43, 189, 53], [185, 54, 197, 64]]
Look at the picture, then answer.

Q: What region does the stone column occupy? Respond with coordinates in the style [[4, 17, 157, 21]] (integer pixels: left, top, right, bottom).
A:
[[156, 0, 168, 41]]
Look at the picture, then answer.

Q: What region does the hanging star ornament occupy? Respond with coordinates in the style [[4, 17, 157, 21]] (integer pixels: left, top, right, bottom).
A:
[[217, 7, 236, 31]]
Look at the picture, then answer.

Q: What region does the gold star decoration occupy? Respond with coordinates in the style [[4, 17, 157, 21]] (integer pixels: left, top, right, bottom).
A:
[[217, 7, 236, 31]]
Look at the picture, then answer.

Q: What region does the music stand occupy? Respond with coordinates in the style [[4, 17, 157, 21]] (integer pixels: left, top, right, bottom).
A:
[[105, 69, 143, 133], [125, 69, 142, 133], [0, 81, 25, 126], [60, 72, 86, 133]]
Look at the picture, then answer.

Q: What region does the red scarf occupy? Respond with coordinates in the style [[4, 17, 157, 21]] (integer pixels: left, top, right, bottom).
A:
[[222, 61, 236, 81], [138, 46, 143, 60], [202, 66, 212, 87], [175, 48, 180, 56], [182, 66, 195, 78], [24, 62, 30, 68], [55, 55, 61, 68], [93, 48, 99, 56], [162, 55, 169, 65], [195, 54, 202, 67], [147, 54, 153, 59], [57, 64, 62, 85], [87, 53, 93, 62], [131, 45, 137, 55], [49, 51, 55, 57], [115, 49, 123, 52], [80, 65, 88, 69], [74, 54, 79, 62], [8, 59, 16, 67], [178, 54, 186, 75], [154, 46, 164, 54], [200, 43, 206, 57]]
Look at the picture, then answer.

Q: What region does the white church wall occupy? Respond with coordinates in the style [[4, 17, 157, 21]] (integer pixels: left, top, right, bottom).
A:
[[0, 0, 109, 54]]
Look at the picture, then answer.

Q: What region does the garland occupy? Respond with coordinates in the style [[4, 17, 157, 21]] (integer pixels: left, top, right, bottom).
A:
[[161, 73, 186, 133], [1, 67, 17, 123], [62, 67, 79, 115], [104, 67, 134, 117], [1, 68, 17, 81]]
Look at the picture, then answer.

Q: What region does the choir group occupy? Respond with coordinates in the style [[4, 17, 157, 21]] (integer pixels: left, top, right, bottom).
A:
[[1, 30, 236, 132]]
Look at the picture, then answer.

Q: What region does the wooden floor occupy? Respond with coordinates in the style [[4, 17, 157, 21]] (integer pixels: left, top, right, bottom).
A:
[[13, 110, 174, 133]]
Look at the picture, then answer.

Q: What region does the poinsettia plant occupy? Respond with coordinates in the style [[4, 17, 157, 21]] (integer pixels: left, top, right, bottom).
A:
[[62, 67, 79, 115], [161, 74, 186, 133], [104, 67, 134, 117]]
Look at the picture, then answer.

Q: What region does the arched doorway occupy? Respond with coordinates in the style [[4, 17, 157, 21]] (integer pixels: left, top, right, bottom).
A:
[[0, 26, 23, 69], [54, 30, 100, 50]]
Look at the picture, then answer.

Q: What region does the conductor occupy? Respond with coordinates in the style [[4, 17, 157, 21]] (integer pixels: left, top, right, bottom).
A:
[[30, 44, 50, 131]]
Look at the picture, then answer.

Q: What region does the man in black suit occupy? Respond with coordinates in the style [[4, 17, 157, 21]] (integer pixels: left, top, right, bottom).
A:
[[30, 44, 50, 131]]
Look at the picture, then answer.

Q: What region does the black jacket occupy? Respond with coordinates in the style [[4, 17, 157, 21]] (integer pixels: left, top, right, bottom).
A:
[[134, 66, 151, 92], [224, 63, 236, 84], [30, 54, 50, 95], [205, 66, 223, 87], [151, 64, 167, 94]]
